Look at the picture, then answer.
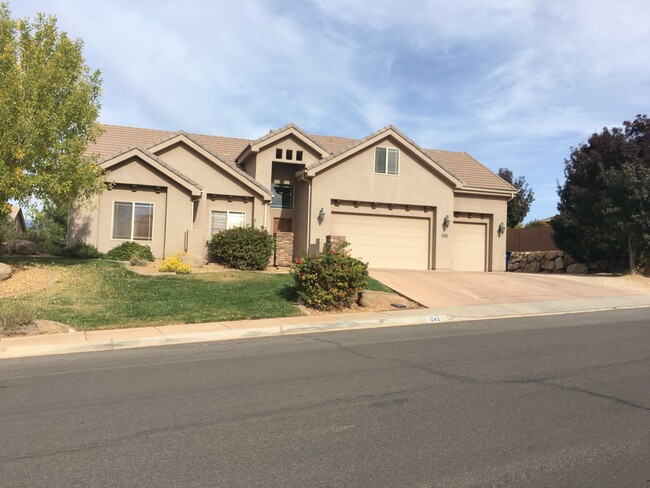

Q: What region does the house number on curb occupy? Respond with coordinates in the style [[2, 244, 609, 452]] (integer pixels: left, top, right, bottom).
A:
[[427, 315, 442, 323]]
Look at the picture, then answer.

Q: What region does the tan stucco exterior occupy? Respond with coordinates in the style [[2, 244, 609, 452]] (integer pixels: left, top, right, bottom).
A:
[[72, 125, 514, 270]]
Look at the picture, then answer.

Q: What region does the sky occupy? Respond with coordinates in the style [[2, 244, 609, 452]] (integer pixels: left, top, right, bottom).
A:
[[10, 0, 650, 222]]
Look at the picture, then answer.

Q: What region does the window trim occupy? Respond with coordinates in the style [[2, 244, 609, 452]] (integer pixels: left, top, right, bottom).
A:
[[210, 210, 246, 235], [374, 147, 400, 175], [270, 183, 294, 209], [111, 201, 155, 242]]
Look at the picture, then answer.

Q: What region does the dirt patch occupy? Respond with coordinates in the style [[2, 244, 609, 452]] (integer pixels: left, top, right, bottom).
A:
[[127, 260, 291, 276], [0, 264, 58, 297], [0, 319, 71, 338], [554, 273, 650, 293], [300, 290, 420, 315]]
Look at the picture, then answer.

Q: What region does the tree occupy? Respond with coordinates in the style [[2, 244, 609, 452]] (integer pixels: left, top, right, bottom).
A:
[[552, 115, 650, 273], [498, 168, 535, 228], [26, 199, 68, 253], [0, 3, 105, 209]]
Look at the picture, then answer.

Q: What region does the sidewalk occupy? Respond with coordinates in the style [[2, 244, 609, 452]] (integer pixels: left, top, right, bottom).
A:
[[2, 293, 650, 359]]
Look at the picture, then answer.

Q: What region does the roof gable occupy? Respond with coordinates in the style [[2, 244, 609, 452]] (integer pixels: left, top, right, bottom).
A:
[[237, 123, 330, 163], [100, 147, 203, 197], [302, 125, 464, 188], [147, 133, 272, 199]]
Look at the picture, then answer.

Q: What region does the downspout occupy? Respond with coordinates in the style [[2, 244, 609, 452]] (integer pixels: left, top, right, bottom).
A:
[[299, 171, 312, 253]]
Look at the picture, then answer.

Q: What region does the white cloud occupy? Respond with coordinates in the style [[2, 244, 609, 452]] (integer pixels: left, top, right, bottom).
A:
[[8, 0, 650, 220]]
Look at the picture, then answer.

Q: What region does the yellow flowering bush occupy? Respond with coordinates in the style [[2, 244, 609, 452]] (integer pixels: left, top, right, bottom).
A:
[[159, 254, 192, 274]]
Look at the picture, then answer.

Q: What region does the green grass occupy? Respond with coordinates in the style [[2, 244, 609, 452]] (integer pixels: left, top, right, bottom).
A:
[[0, 257, 301, 330], [365, 277, 394, 293]]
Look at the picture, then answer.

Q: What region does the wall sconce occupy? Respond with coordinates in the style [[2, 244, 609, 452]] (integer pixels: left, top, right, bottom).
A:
[[318, 207, 325, 222], [443, 215, 450, 228], [498, 222, 506, 235]]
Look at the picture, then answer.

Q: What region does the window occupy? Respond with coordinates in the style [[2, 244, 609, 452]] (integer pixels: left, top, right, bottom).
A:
[[296, 150, 303, 161], [286, 149, 293, 160], [375, 147, 399, 175], [275, 148, 283, 159], [271, 183, 293, 209], [112, 202, 154, 241], [210, 211, 245, 235]]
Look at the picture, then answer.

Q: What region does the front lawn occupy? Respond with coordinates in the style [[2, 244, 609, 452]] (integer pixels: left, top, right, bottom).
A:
[[0, 258, 302, 330]]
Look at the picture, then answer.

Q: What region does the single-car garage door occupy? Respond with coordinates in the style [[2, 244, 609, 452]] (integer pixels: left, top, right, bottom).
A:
[[331, 213, 430, 269], [452, 222, 486, 271]]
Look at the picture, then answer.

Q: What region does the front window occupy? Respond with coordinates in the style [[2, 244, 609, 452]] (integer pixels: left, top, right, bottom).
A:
[[112, 202, 153, 241], [211, 211, 245, 235], [271, 183, 293, 209], [375, 147, 399, 175]]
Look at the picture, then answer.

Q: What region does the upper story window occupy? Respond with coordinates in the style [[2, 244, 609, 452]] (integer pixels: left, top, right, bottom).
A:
[[286, 149, 293, 160], [275, 148, 283, 159], [112, 201, 154, 241], [375, 147, 399, 175], [296, 150, 303, 161], [271, 183, 293, 209]]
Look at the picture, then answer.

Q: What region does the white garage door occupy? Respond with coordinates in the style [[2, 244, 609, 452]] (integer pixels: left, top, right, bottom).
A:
[[452, 222, 487, 271], [331, 213, 430, 270]]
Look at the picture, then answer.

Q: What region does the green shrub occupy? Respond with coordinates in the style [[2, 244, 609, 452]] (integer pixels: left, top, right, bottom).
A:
[[61, 242, 103, 259], [207, 226, 274, 271], [291, 242, 368, 310], [105, 241, 154, 262], [158, 254, 192, 274], [0, 302, 35, 336]]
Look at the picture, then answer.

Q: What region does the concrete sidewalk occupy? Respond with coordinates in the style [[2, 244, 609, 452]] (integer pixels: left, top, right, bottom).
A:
[[2, 293, 650, 359]]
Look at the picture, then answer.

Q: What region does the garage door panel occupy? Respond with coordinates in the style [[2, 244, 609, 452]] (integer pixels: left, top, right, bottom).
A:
[[452, 222, 486, 271], [331, 212, 430, 270]]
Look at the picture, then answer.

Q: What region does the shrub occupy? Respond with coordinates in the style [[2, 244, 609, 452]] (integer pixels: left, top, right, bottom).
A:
[[291, 242, 368, 310], [0, 302, 35, 337], [105, 241, 154, 262], [158, 254, 192, 274], [61, 242, 103, 259], [207, 226, 274, 271]]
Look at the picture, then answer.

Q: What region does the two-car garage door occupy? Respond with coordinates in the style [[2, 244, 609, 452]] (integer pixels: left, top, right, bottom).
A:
[[331, 213, 430, 270]]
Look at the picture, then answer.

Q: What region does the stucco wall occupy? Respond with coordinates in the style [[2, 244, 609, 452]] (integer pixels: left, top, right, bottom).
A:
[[305, 135, 455, 269]]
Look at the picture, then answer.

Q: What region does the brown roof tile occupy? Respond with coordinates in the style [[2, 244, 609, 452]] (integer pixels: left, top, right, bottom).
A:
[[91, 124, 513, 193]]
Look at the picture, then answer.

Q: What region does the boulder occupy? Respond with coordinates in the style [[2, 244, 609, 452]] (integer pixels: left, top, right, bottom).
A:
[[566, 263, 589, 274], [554, 257, 565, 271], [523, 261, 541, 273], [507, 262, 521, 272], [541, 260, 555, 271], [0, 262, 12, 281], [6, 239, 38, 255]]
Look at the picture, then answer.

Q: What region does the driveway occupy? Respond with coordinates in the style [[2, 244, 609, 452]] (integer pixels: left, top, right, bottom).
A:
[[369, 269, 649, 308]]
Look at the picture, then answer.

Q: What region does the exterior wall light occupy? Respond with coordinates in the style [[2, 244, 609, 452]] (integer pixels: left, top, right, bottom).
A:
[[318, 207, 325, 222], [498, 222, 506, 235], [443, 215, 450, 228]]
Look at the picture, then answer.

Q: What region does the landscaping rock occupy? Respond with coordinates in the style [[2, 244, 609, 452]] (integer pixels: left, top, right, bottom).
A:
[[523, 261, 541, 273], [554, 257, 565, 271], [507, 261, 521, 272], [567, 263, 589, 274], [0, 262, 12, 281], [6, 239, 38, 255], [541, 260, 555, 272], [359, 290, 414, 309]]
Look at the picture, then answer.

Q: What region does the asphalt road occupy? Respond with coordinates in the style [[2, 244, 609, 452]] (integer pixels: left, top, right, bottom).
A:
[[1, 309, 648, 488]]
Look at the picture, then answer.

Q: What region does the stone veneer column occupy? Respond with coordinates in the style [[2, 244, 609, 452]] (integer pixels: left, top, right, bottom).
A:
[[274, 232, 294, 266]]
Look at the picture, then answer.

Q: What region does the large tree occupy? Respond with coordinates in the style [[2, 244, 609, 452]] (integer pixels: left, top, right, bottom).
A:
[[0, 3, 105, 208], [498, 168, 534, 228], [552, 115, 650, 273]]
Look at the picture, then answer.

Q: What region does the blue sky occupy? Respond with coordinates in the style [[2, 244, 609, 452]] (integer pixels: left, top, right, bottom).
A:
[[11, 0, 650, 222]]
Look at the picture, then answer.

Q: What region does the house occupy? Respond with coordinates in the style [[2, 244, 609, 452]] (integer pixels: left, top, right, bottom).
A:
[[10, 206, 27, 236], [69, 123, 516, 271]]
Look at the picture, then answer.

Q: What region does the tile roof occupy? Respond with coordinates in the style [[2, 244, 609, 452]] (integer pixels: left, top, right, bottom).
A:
[[90, 124, 514, 193]]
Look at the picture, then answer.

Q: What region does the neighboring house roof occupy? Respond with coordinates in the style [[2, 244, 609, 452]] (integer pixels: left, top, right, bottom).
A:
[[10, 206, 27, 234], [90, 124, 515, 193]]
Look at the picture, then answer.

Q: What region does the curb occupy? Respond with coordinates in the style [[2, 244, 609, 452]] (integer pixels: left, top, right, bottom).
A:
[[1, 303, 649, 360]]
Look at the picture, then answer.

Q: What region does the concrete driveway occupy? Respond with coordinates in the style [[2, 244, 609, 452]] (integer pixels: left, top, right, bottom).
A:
[[369, 269, 649, 308]]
